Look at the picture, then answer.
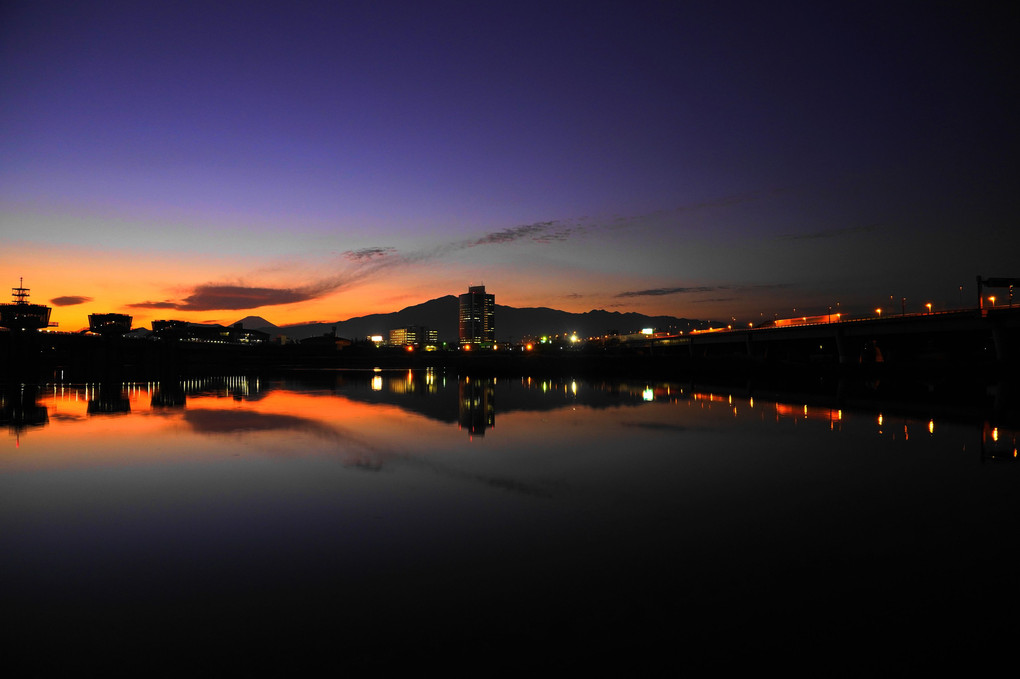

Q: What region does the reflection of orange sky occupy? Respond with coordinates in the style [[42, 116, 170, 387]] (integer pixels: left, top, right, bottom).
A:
[[2, 384, 453, 471], [4, 381, 983, 474]]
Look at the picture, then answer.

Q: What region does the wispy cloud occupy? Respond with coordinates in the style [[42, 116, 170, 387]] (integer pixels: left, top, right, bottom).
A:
[[124, 192, 786, 313], [615, 283, 792, 299], [50, 295, 93, 306], [344, 246, 397, 261], [129, 300, 179, 309], [125, 218, 585, 312], [471, 221, 557, 245], [616, 286, 717, 298], [130, 281, 354, 312], [129, 247, 409, 312]]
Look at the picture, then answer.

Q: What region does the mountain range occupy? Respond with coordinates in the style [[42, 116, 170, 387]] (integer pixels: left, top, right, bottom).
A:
[[236, 296, 712, 343]]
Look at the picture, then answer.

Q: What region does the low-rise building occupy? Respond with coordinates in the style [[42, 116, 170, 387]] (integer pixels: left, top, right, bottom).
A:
[[389, 326, 439, 349]]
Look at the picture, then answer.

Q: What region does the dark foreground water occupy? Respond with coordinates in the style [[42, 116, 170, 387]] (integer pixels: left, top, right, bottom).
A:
[[2, 371, 1018, 672]]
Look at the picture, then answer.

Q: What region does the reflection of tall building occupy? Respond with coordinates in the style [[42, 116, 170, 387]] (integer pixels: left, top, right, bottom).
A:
[[458, 285, 494, 347], [458, 376, 495, 437]]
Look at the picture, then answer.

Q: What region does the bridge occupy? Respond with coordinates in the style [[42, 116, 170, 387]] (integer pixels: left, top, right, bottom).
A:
[[632, 306, 1020, 368]]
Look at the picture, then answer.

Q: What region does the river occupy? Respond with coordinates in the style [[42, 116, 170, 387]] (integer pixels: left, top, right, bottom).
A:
[[2, 370, 1017, 672]]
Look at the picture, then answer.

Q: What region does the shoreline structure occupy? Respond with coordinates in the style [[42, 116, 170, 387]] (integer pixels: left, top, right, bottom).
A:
[[2, 305, 1019, 382]]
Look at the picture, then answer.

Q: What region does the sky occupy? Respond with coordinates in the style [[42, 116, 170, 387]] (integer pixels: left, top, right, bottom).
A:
[[2, 0, 1018, 331]]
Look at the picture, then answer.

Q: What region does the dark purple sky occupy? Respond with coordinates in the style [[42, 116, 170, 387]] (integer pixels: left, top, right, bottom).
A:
[[2, 1, 1018, 327]]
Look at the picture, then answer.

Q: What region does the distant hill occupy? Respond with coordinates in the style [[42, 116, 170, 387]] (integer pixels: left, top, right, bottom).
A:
[[233, 316, 278, 330], [269, 296, 460, 342], [496, 306, 708, 341], [250, 297, 712, 343]]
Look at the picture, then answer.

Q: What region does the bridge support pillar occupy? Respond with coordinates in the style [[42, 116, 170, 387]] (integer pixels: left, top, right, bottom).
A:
[[835, 327, 851, 365], [992, 323, 1007, 362]]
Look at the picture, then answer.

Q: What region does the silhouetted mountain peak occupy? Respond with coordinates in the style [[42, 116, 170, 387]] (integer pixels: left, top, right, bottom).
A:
[[233, 315, 278, 329]]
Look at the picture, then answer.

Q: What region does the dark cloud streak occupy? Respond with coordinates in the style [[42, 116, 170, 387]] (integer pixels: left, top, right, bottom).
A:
[[344, 247, 396, 261], [50, 295, 93, 306], [616, 286, 716, 298], [616, 283, 793, 299]]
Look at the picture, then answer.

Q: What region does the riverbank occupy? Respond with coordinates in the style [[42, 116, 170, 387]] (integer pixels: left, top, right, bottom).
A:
[[3, 328, 1018, 384]]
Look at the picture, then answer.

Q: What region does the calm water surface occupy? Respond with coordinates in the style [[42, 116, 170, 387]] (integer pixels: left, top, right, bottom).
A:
[[2, 371, 1017, 671]]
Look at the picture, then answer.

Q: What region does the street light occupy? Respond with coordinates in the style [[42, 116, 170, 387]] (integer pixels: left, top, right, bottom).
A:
[[875, 308, 882, 317], [989, 296, 996, 308], [925, 302, 932, 314]]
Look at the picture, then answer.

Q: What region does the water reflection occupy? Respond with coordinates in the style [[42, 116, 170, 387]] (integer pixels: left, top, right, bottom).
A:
[[85, 381, 131, 415], [459, 375, 495, 436], [0, 383, 48, 445], [2, 370, 1019, 671], [3, 371, 1019, 460]]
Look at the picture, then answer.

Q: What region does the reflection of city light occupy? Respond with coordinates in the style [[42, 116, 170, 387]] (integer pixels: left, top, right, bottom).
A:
[[749, 397, 754, 408], [878, 414, 883, 426], [992, 427, 999, 442], [928, 419, 934, 435], [371, 376, 382, 391], [571, 381, 577, 396], [642, 387, 654, 401]]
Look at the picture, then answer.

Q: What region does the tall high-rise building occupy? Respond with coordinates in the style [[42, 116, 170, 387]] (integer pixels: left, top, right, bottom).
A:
[[458, 285, 494, 347]]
